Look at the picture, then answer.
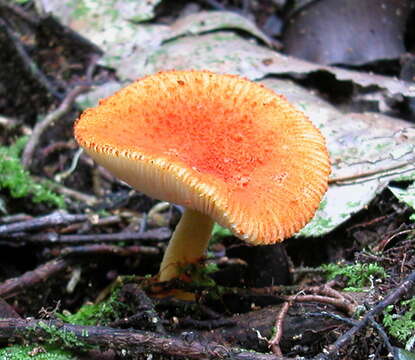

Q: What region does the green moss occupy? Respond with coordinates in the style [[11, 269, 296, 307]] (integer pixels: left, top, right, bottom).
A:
[[34, 321, 88, 349], [190, 263, 219, 288], [320, 262, 388, 291], [179, 261, 218, 281], [0, 137, 65, 209], [0, 344, 75, 360], [58, 303, 100, 326], [179, 262, 228, 300], [210, 222, 232, 244], [58, 284, 127, 326], [383, 298, 415, 343]]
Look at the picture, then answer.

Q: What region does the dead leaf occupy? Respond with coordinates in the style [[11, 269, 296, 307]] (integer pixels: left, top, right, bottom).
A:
[[283, 0, 411, 65], [261, 80, 415, 236], [138, 31, 414, 97]]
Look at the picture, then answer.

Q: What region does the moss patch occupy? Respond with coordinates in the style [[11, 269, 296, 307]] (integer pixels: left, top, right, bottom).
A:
[[320, 262, 388, 291], [0, 137, 65, 209], [383, 298, 415, 343], [58, 282, 127, 326], [0, 344, 75, 360]]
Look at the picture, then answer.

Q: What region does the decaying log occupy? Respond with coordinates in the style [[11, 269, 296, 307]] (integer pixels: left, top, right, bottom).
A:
[[197, 302, 344, 353], [0, 318, 287, 360]]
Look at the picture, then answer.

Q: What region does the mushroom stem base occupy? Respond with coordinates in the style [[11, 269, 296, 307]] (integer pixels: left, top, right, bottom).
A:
[[158, 208, 214, 282]]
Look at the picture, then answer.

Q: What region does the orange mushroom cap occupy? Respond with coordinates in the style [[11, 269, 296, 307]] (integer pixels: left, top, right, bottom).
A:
[[74, 70, 330, 244]]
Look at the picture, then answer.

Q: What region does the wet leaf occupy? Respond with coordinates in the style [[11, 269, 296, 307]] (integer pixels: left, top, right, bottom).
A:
[[76, 81, 123, 109], [36, 0, 168, 70], [389, 183, 415, 212], [36, 0, 162, 24], [260, 78, 340, 127], [283, 0, 411, 65], [138, 31, 414, 96], [395, 348, 415, 360], [260, 80, 415, 237], [115, 11, 271, 80], [168, 10, 271, 46], [302, 112, 415, 237], [42, 4, 270, 81]]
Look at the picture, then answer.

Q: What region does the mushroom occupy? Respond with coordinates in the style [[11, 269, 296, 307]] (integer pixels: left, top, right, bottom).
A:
[[74, 70, 331, 283]]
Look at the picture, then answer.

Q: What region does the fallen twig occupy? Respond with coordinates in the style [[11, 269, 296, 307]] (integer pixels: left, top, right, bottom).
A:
[[0, 17, 62, 99], [280, 294, 354, 316], [268, 301, 291, 356], [0, 214, 32, 224], [226, 282, 357, 315], [0, 0, 39, 26], [368, 316, 395, 357], [308, 312, 395, 356], [308, 283, 358, 311], [313, 269, 415, 359], [54, 148, 84, 182], [0, 258, 72, 299], [6, 228, 171, 244], [111, 284, 166, 334], [0, 318, 287, 360], [265, 281, 356, 353], [373, 229, 414, 252], [0, 211, 88, 235], [32, 175, 98, 205], [308, 311, 357, 326], [57, 244, 160, 257], [0, 242, 161, 299], [22, 85, 90, 168]]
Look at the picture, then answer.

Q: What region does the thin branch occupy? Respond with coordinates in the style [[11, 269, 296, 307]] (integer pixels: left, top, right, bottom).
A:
[[308, 313, 395, 356], [33, 176, 99, 206], [54, 148, 84, 182], [0, 214, 32, 224], [7, 228, 171, 244], [373, 229, 414, 252], [0, 211, 88, 235], [0, 258, 72, 299], [280, 294, 354, 316], [0, 17, 62, 98], [58, 244, 160, 257], [268, 301, 291, 356], [0, 243, 161, 299], [313, 269, 415, 359], [368, 316, 395, 357], [308, 283, 358, 308], [110, 284, 166, 334], [0, 0, 40, 26], [22, 85, 90, 168], [307, 312, 357, 326], [0, 115, 31, 134]]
